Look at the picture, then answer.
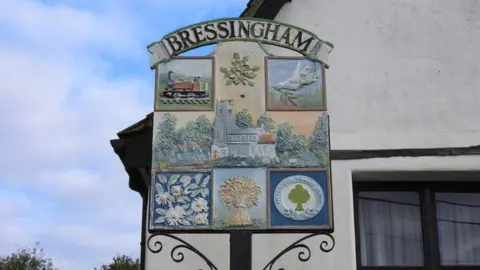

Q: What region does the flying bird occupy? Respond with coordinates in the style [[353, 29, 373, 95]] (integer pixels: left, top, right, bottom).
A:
[[272, 61, 321, 91]]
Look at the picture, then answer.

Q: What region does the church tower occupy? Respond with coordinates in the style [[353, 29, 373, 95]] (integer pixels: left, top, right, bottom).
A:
[[213, 99, 238, 144], [213, 100, 227, 144]]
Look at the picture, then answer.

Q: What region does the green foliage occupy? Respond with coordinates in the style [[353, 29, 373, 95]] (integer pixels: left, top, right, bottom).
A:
[[235, 109, 253, 129], [181, 115, 213, 147], [220, 53, 260, 87], [155, 114, 213, 154], [94, 255, 140, 270], [310, 115, 329, 162], [173, 127, 185, 145], [256, 112, 276, 132], [275, 122, 293, 151], [275, 123, 308, 154], [154, 113, 177, 154], [288, 184, 311, 211], [194, 115, 213, 146], [0, 244, 140, 270], [0, 242, 57, 270]]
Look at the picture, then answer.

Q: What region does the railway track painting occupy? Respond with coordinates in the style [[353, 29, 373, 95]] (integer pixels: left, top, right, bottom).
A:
[[159, 98, 211, 105]]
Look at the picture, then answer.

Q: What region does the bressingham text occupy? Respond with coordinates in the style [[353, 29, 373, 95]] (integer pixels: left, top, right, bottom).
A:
[[147, 18, 333, 68]]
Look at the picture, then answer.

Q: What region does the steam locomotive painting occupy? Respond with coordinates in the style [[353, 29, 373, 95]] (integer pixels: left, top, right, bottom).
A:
[[163, 70, 209, 99], [155, 57, 214, 111]]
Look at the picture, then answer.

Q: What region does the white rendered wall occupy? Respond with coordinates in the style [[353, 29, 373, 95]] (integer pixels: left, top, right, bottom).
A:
[[274, 0, 480, 150], [144, 1, 480, 269], [254, 1, 480, 270]]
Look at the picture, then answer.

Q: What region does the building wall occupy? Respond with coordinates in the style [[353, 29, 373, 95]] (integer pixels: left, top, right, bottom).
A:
[[273, 0, 480, 150], [144, 1, 480, 269], [268, 0, 479, 269]]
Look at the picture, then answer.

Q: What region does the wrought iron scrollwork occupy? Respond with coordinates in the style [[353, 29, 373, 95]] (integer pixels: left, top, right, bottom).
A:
[[262, 232, 335, 270], [147, 232, 218, 270]]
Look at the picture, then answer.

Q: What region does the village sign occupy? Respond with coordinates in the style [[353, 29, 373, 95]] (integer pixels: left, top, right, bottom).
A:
[[145, 16, 335, 270]]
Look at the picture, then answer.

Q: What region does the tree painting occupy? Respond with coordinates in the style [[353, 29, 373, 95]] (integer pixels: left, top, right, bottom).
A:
[[235, 109, 253, 128], [275, 122, 293, 153], [183, 115, 213, 147], [256, 112, 276, 132], [154, 113, 177, 155], [218, 176, 262, 226], [310, 115, 329, 158], [275, 122, 308, 154], [152, 113, 213, 168], [288, 184, 311, 211], [194, 115, 213, 146]]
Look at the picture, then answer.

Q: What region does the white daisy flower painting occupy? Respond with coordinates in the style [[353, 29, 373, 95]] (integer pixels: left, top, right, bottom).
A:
[[152, 172, 211, 229]]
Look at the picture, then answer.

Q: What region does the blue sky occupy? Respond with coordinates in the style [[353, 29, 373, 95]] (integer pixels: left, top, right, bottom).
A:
[[0, 0, 247, 269]]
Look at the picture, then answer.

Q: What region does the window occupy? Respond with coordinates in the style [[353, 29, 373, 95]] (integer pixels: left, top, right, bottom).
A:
[[354, 182, 480, 270]]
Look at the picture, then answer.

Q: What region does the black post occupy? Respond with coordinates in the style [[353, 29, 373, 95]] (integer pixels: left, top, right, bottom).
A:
[[230, 232, 252, 270], [139, 193, 147, 270]]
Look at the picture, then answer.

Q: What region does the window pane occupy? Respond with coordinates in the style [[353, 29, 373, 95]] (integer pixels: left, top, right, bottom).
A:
[[436, 193, 480, 265], [358, 191, 424, 266]]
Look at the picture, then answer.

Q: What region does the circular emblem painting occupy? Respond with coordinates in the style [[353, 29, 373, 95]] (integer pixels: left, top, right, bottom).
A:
[[273, 175, 325, 221]]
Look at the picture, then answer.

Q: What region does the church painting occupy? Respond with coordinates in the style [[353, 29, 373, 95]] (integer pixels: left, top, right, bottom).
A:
[[210, 100, 277, 166], [151, 102, 330, 170], [265, 56, 326, 111], [155, 56, 215, 111]]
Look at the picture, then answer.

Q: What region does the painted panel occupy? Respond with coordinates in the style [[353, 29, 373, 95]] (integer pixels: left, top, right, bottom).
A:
[[212, 168, 267, 230], [151, 108, 330, 170], [268, 169, 332, 229], [150, 171, 212, 230], [265, 56, 326, 111], [154, 57, 215, 111]]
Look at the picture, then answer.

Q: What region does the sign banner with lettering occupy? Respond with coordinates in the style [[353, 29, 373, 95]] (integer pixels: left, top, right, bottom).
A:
[[147, 18, 334, 68]]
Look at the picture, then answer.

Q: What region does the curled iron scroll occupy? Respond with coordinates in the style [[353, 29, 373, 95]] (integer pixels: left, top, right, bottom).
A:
[[147, 232, 218, 270], [262, 232, 335, 270]]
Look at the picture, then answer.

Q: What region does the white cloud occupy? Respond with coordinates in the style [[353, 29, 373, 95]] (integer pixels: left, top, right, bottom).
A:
[[0, 0, 248, 269]]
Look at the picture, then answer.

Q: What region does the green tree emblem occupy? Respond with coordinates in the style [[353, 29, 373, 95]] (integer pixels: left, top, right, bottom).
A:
[[288, 184, 311, 211]]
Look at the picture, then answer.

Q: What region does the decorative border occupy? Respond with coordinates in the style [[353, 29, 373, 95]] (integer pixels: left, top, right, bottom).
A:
[[266, 168, 334, 230], [149, 169, 215, 231], [264, 56, 327, 112], [153, 56, 216, 112]]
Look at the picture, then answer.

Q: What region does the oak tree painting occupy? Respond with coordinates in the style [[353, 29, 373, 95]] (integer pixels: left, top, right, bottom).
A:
[[288, 184, 311, 211]]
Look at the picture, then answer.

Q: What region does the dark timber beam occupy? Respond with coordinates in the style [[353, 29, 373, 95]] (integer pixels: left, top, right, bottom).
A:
[[240, 0, 292, 19]]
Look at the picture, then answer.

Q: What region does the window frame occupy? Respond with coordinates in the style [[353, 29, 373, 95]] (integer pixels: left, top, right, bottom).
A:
[[353, 181, 480, 270]]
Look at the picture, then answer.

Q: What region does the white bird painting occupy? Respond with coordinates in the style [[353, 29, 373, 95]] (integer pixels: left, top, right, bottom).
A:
[[271, 60, 322, 92]]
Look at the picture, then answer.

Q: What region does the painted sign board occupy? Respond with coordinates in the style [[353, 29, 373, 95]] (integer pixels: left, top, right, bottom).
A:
[[148, 18, 334, 233]]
